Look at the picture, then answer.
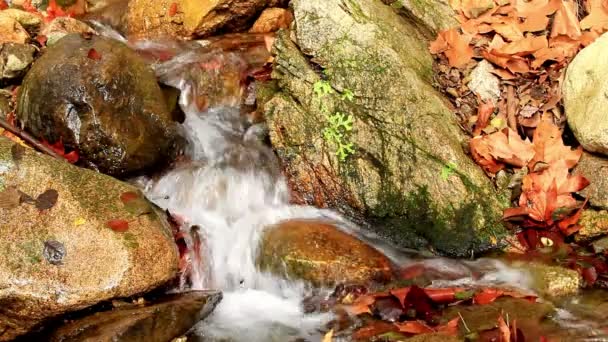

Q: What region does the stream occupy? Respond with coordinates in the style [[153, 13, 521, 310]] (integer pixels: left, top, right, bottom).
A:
[[88, 27, 608, 341]]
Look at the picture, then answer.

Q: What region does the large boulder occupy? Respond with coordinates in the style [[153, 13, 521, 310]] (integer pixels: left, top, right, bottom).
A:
[[127, 0, 286, 39], [564, 32, 608, 156], [258, 0, 506, 257], [48, 291, 222, 342], [257, 220, 393, 285], [17, 34, 183, 177], [0, 137, 179, 341], [381, 0, 457, 37]]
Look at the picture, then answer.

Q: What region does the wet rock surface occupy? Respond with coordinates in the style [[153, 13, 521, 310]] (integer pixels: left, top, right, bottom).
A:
[[257, 220, 393, 285], [48, 291, 222, 342], [381, 0, 458, 36], [521, 262, 582, 298], [127, 0, 286, 39], [576, 209, 608, 243], [564, 32, 608, 156], [0, 14, 30, 44], [0, 137, 179, 341], [41, 17, 97, 46], [17, 34, 183, 177], [574, 152, 608, 210], [0, 43, 36, 83], [258, 0, 506, 257]]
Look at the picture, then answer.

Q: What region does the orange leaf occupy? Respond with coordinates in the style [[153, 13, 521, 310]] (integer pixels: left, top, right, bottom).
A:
[[580, 0, 608, 32], [557, 199, 587, 235], [473, 101, 495, 136], [514, 0, 560, 18], [0, 1, 8, 10], [519, 13, 551, 32], [390, 287, 411, 307], [474, 288, 504, 304], [431, 28, 474, 68], [345, 295, 375, 315], [498, 315, 511, 342], [550, 0, 581, 38], [437, 318, 460, 336], [470, 135, 506, 174], [106, 219, 129, 232], [168, 2, 178, 16], [495, 35, 548, 56], [87, 48, 102, 60], [395, 321, 435, 334], [120, 191, 139, 203], [529, 117, 582, 169]]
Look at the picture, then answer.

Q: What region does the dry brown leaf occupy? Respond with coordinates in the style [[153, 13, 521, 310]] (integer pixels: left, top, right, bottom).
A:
[[551, 0, 582, 38], [493, 20, 525, 41], [495, 35, 548, 55], [519, 12, 551, 32], [483, 50, 531, 73], [473, 101, 495, 136], [513, 0, 560, 18], [430, 28, 475, 68], [580, 0, 608, 32], [322, 329, 333, 342], [344, 295, 375, 315], [529, 117, 582, 169]]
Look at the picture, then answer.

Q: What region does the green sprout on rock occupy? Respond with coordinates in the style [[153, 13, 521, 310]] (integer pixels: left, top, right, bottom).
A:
[[323, 112, 355, 161], [313, 80, 333, 97]]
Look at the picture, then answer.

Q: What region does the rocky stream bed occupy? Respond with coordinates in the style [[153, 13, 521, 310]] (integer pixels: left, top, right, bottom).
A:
[[1, 0, 608, 341]]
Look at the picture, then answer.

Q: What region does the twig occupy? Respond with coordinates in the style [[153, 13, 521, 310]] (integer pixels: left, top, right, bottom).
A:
[[458, 311, 471, 333], [0, 117, 64, 161], [506, 85, 517, 131]]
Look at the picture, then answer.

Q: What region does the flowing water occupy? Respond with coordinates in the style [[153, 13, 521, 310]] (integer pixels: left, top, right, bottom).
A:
[[86, 24, 608, 341]]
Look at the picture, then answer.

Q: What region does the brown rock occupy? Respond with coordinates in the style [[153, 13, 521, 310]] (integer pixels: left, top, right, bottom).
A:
[[574, 152, 608, 210], [0, 137, 179, 341], [127, 0, 281, 39], [249, 8, 293, 33], [0, 15, 30, 44], [41, 17, 97, 46], [48, 291, 222, 342], [576, 209, 608, 243], [257, 219, 393, 285], [17, 34, 184, 177], [0, 9, 42, 32]]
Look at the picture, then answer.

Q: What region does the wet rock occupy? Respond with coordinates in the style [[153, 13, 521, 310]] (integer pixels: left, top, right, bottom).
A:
[[10, 0, 47, 11], [249, 8, 293, 33], [467, 60, 500, 104], [576, 210, 608, 243], [564, 32, 608, 156], [381, 0, 458, 36], [258, 0, 506, 257], [574, 152, 608, 210], [443, 297, 557, 339], [0, 90, 11, 120], [127, 0, 285, 39], [48, 291, 222, 342], [0, 15, 30, 44], [0, 137, 179, 341], [41, 17, 96, 46], [0, 43, 36, 83], [0, 9, 42, 32], [518, 262, 582, 298], [257, 220, 393, 285], [17, 34, 183, 177]]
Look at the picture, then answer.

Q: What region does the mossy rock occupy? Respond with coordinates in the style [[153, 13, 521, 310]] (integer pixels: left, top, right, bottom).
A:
[[0, 137, 179, 341], [259, 0, 506, 257]]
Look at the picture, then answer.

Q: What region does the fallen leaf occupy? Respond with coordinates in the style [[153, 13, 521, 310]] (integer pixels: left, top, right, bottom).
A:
[[120, 191, 139, 203], [87, 48, 102, 60], [0, 0, 8, 10], [430, 28, 474, 68], [394, 321, 435, 334], [106, 219, 129, 232], [168, 2, 178, 16], [550, 0, 581, 39], [345, 294, 375, 315], [352, 321, 398, 340], [473, 101, 495, 136], [322, 329, 333, 342], [474, 288, 504, 304], [73, 217, 86, 226], [529, 118, 582, 169], [497, 314, 511, 342], [35, 189, 59, 210], [580, 0, 608, 32], [582, 266, 598, 286], [437, 317, 460, 336]]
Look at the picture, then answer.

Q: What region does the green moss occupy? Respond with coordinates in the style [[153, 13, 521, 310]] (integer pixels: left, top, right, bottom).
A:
[[123, 233, 139, 249]]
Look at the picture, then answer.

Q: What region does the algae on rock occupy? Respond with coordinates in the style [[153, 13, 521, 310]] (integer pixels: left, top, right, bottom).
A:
[[258, 0, 506, 257]]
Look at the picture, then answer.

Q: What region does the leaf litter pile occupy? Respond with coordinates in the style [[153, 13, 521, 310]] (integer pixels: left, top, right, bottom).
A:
[[430, 0, 608, 287]]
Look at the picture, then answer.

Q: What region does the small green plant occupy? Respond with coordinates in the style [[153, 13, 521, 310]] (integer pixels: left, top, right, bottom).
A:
[[341, 89, 354, 101], [323, 112, 355, 161], [313, 80, 333, 97], [314, 79, 356, 161], [440, 162, 457, 180]]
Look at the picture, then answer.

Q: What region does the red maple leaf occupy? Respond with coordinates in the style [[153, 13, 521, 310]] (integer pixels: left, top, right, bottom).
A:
[[106, 219, 129, 232], [87, 48, 102, 60]]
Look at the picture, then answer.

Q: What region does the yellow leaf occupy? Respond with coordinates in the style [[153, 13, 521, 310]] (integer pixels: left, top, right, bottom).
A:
[[322, 330, 334, 342], [74, 217, 86, 226]]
